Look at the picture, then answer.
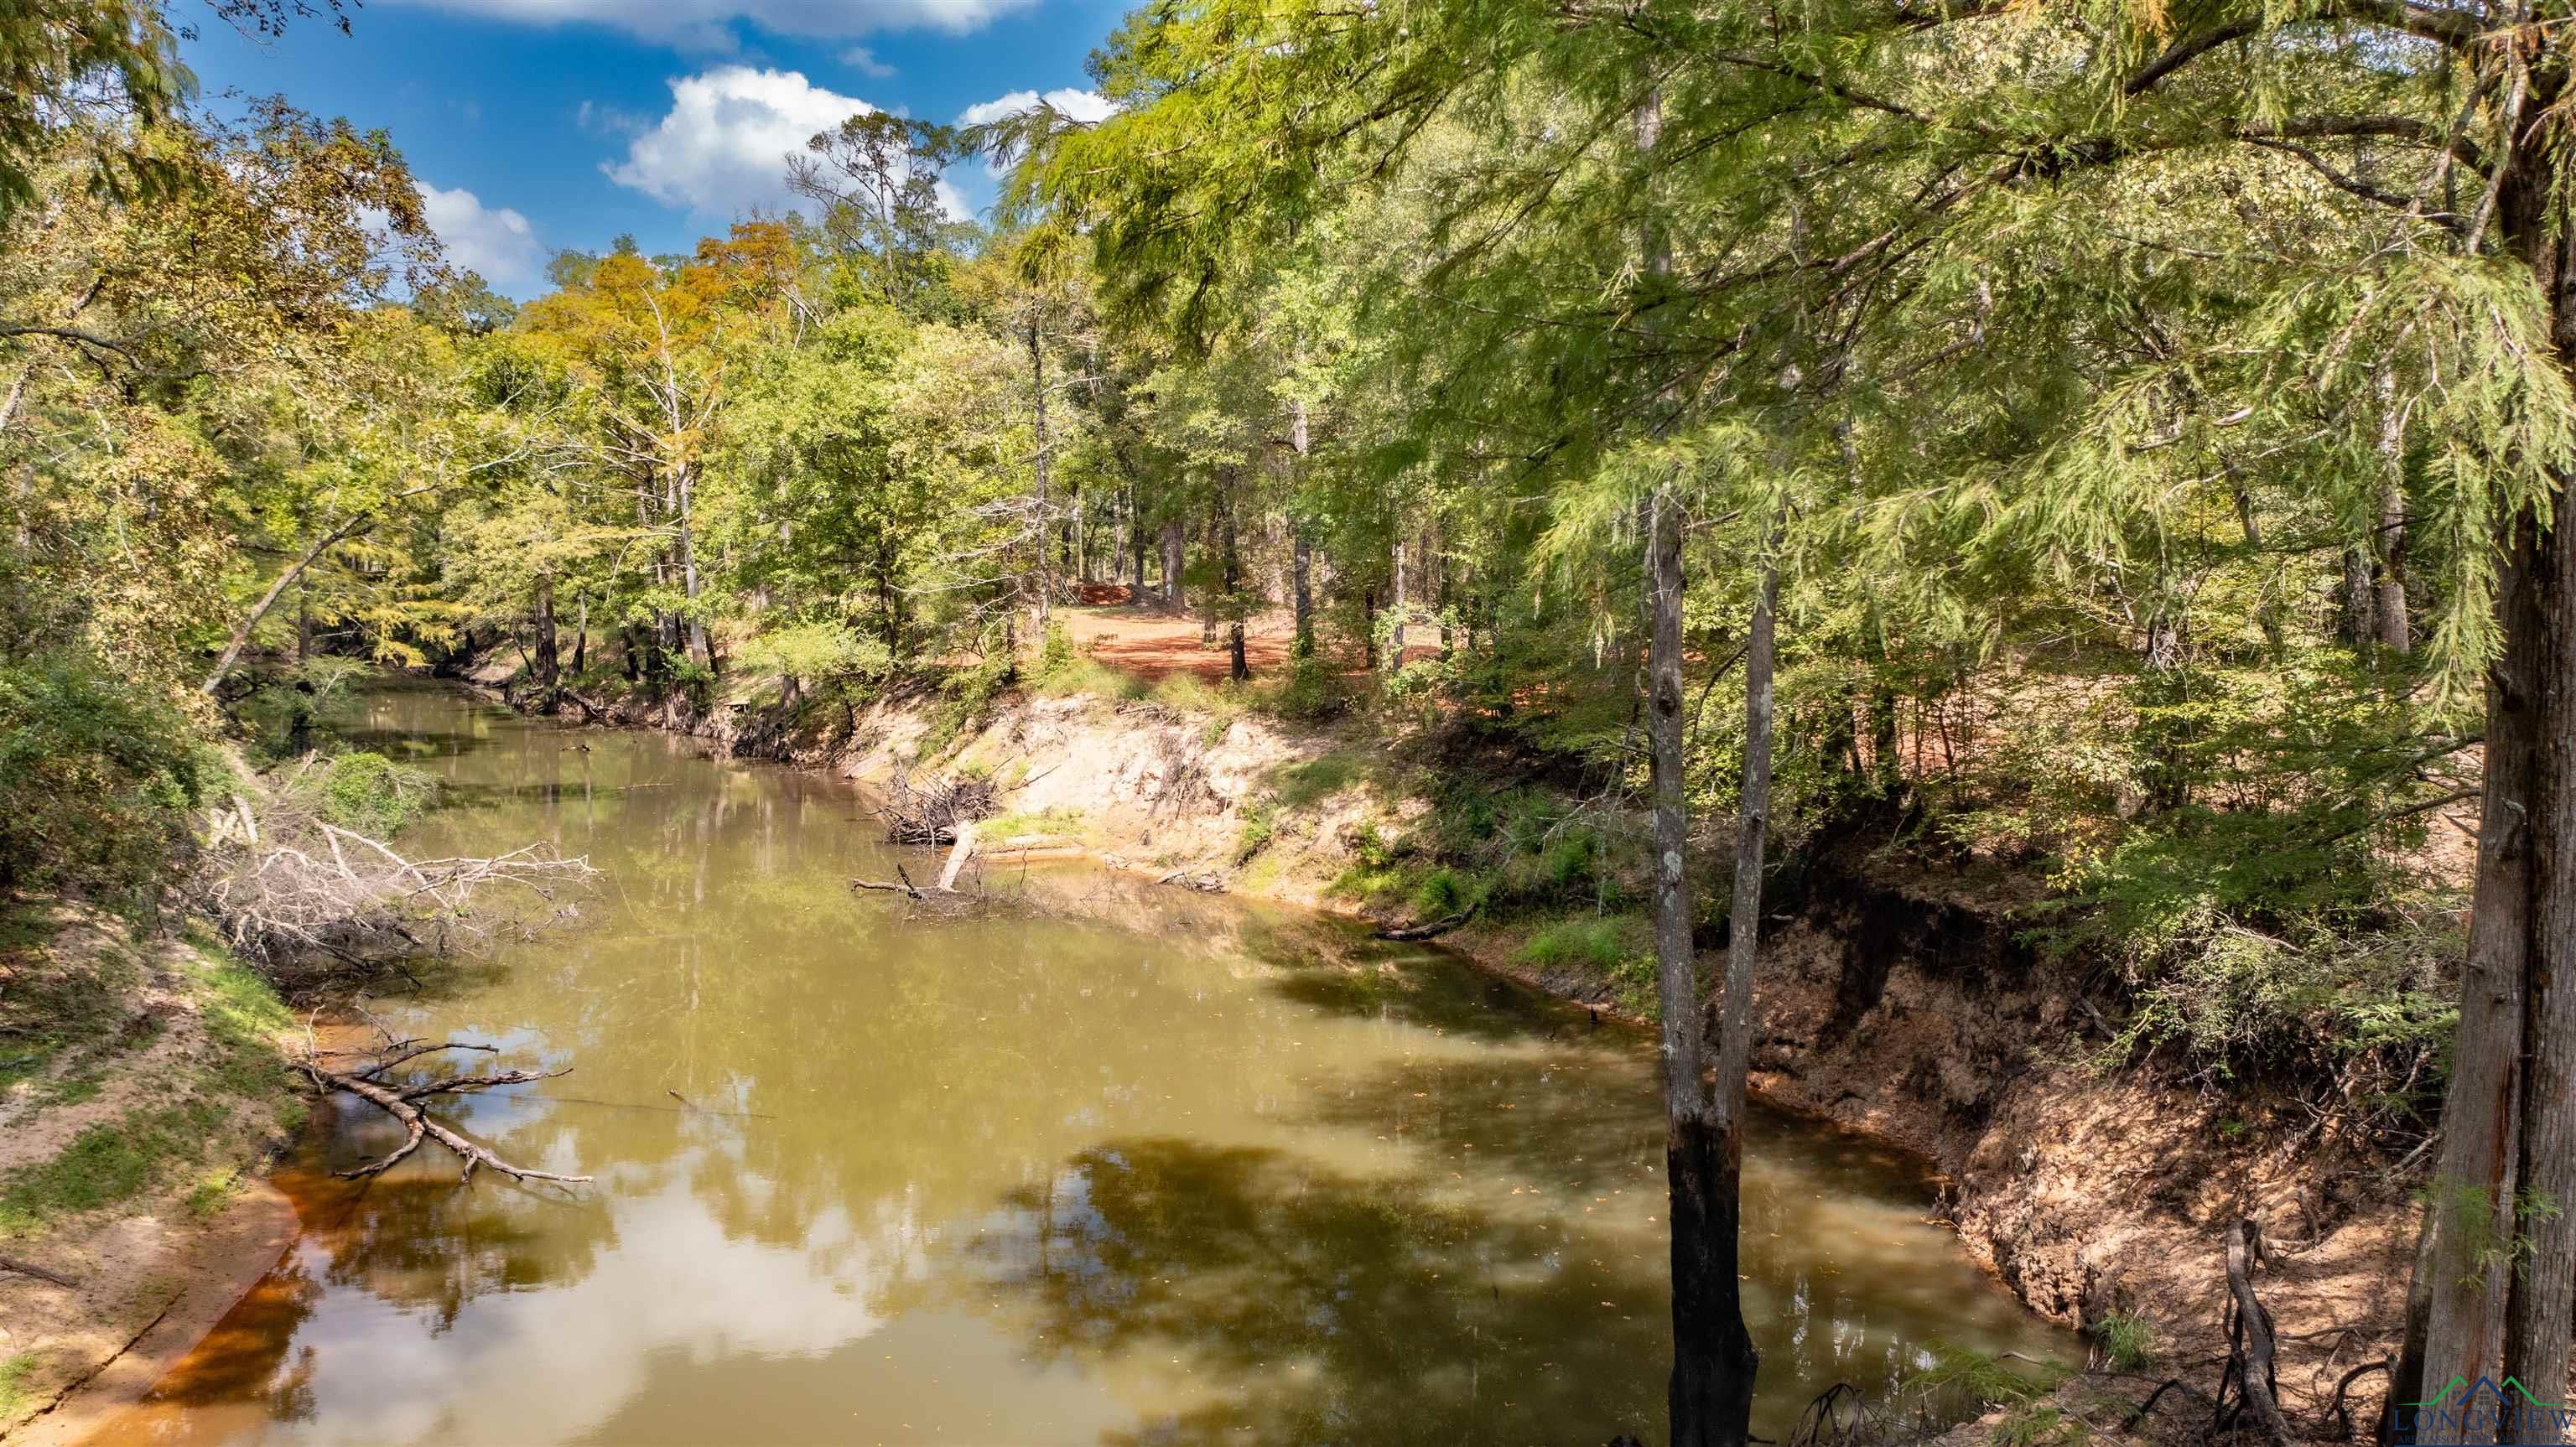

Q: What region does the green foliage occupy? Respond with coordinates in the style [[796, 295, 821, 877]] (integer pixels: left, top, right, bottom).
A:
[[1410, 865, 1482, 919], [1265, 655, 1348, 722], [1912, 1345, 2060, 1410], [733, 620, 894, 692], [0, 655, 208, 904], [1234, 801, 1278, 865], [317, 750, 440, 838]]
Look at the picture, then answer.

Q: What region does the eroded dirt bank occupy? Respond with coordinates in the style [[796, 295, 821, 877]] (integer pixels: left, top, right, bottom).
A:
[[0, 911, 304, 1446], [521, 672, 2421, 1415]]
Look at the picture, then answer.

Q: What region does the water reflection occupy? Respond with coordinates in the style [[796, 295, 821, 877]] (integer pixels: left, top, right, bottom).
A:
[[101, 680, 2068, 1446]]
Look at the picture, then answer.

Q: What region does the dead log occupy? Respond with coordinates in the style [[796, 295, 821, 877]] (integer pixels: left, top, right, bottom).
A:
[[299, 1042, 589, 1185], [2219, 1216, 2295, 1446], [936, 823, 977, 892]]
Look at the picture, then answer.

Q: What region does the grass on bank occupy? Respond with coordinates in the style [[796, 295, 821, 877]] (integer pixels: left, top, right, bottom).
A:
[[0, 919, 298, 1240], [0, 1351, 35, 1418]]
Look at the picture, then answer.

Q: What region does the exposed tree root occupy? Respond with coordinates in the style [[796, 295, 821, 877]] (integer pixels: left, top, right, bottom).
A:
[[299, 1040, 590, 1185], [2215, 1216, 2296, 1446], [0, 1253, 77, 1288]]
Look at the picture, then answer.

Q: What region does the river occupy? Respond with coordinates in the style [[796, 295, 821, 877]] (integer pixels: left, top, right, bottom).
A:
[[95, 681, 2069, 1446]]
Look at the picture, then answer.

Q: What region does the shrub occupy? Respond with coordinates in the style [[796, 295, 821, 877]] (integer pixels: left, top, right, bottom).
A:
[[318, 750, 441, 838], [1235, 801, 1277, 865], [1266, 656, 1348, 722], [0, 656, 210, 905], [1410, 865, 1482, 919]]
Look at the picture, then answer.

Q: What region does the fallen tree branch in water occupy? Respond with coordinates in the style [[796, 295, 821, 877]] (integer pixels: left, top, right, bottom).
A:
[[200, 800, 595, 978], [1374, 901, 1479, 941], [299, 1040, 589, 1185]]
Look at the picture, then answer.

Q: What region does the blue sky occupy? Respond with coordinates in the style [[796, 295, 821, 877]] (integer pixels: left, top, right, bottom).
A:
[[179, 0, 1134, 297]]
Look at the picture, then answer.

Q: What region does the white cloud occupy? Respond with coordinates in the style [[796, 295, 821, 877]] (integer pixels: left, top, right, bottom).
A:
[[604, 66, 876, 218], [388, 0, 1031, 41], [840, 45, 896, 78], [955, 88, 1117, 175], [418, 182, 542, 291], [955, 86, 1116, 129]]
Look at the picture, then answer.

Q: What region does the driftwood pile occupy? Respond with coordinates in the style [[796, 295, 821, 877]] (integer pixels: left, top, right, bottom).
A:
[[198, 777, 594, 975], [298, 1035, 591, 1185], [878, 771, 998, 845]]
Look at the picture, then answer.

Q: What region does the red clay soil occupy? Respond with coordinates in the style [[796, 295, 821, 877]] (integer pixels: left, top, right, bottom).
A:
[[1057, 597, 1303, 682]]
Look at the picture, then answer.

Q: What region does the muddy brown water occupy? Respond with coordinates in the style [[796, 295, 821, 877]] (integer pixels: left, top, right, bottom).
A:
[[96, 681, 2070, 1446]]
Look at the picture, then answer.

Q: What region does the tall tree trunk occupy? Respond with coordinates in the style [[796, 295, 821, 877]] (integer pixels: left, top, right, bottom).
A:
[[2407, 138, 2576, 1444], [532, 575, 559, 690], [1161, 518, 1184, 609], [1390, 535, 1409, 662], [2342, 547, 2378, 648], [1654, 484, 1763, 1447], [1639, 65, 1757, 1444], [2374, 371, 2412, 655], [1131, 489, 1149, 599], [571, 599, 587, 677], [676, 464, 709, 672], [1289, 395, 1316, 658], [1223, 469, 1249, 682], [1030, 323, 1052, 635]]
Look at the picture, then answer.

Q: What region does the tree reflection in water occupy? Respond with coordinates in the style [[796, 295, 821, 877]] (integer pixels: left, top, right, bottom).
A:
[[975, 1138, 1670, 1445]]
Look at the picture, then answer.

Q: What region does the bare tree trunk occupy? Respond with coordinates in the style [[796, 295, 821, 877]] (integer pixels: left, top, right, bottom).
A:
[[1639, 66, 1756, 1445], [1290, 396, 1315, 658], [676, 464, 710, 671], [2502, 477, 2576, 1435], [1161, 518, 1184, 609], [1123, 484, 1143, 597], [2342, 547, 2377, 648], [532, 576, 559, 691], [2139, 604, 2190, 812], [571, 599, 587, 677], [2374, 371, 2412, 654], [2409, 146, 2576, 1439], [1030, 323, 1052, 634], [1223, 469, 1249, 682], [1390, 536, 1409, 662]]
